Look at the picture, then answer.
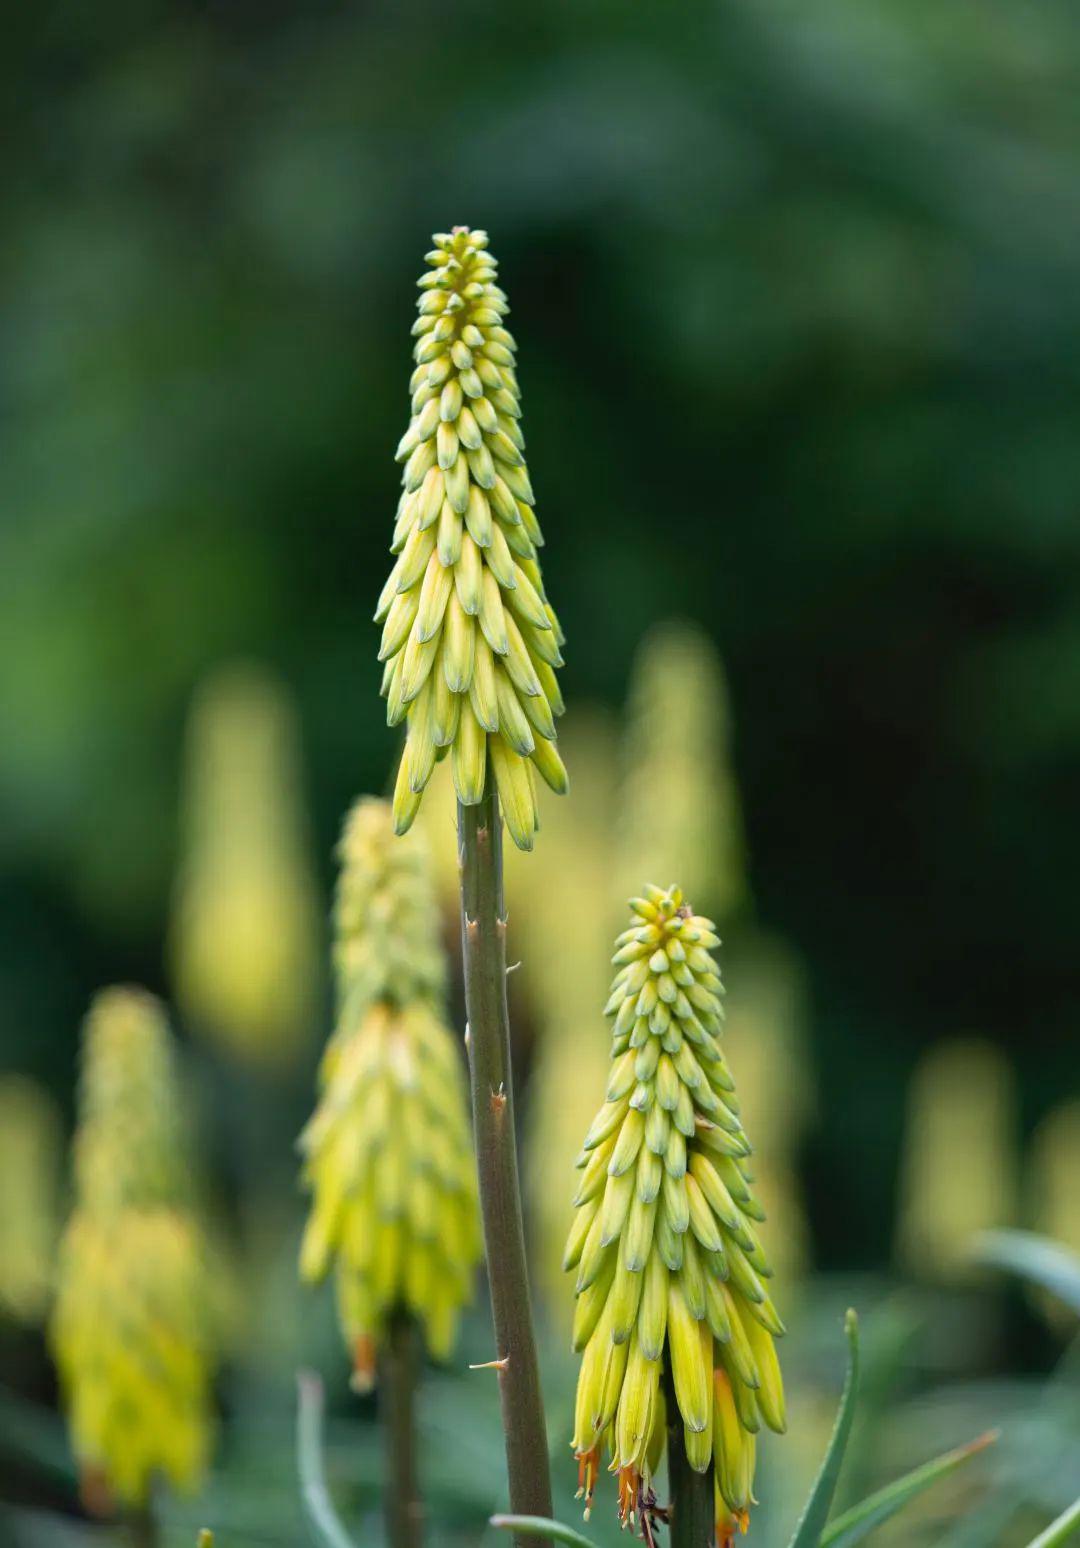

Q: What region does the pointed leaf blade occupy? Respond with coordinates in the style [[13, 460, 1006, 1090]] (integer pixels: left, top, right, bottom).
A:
[[820, 1430, 998, 1548], [1024, 1497, 1080, 1548], [490, 1515, 600, 1548], [785, 1309, 861, 1548], [974, 1231, 1080, 1316]]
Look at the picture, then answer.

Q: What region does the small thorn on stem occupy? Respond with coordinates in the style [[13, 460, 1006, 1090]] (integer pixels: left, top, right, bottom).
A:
[[464, 1023, 471, 1051], [469, 1355, 510, 1372], [490, 1083, 507, 1114], [506, 960, 521, 976], [466, 919, 479, 944]]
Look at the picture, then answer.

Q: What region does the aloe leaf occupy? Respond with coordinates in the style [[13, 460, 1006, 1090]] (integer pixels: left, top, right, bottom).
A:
[[974, 1231, 1080, 1316], [1024, 1497, 1080, 1548], [296, 1371, 359, 1548], [490, 1516, 600, 1548], [785, 1309, 861, 1548], [820, 1430, 998, 1547]]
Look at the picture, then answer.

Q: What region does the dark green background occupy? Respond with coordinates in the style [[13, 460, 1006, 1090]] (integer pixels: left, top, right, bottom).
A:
[[3, 0, 1079, 1272]]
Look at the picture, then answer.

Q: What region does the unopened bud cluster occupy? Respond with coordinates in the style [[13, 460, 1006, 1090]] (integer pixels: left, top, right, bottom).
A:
[[565, 887, 785, 1546], [300, 798, 480, 1386], [377, 227, 567, 851], [50, 989, 214, 1508]]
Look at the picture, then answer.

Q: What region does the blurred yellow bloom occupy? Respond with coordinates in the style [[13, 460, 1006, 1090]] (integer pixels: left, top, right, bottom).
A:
[[50, 988, 216, 1510], [897, 1038, 1017, 1278], [618, 623, 746, 920], [170, 661, 321, 1071], [299, 799, 480, 1387], [0, 1076, 61, 1324]]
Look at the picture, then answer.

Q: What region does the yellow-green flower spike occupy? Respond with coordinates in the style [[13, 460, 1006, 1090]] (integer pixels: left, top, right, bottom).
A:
[[50, 988, 215, 1511], [377, 226, 568, 851], [299, 798, 481, 1388], [565, 886, 785, 1541]]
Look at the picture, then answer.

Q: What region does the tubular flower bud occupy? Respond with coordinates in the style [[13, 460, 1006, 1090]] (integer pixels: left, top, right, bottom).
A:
[[565, 887, 784, 1537], [50, 989, 216, 1509], [378, 227, 567, 851], [299, 799, 480, 1386]]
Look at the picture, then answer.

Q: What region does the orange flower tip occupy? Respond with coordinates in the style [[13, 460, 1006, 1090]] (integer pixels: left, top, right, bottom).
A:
[[350, 1334, 377, 1393], [79, 1465, 113, 1519]]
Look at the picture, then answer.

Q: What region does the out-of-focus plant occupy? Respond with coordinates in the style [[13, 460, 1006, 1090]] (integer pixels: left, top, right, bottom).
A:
[[617, 624, 746, 923], [0, 1075, 61, 1325], [50, 987, 218, 1527], [722, 938, 814, 1292], [896, 1039, 1018, 1280], [565, 884, 786, 1547], [518, 711, 621, 1316], [375, 225, 565, 1536], [170, 661, 322, 1072]]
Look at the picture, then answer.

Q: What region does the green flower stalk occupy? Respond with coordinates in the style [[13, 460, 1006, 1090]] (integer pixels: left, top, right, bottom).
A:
[[299, 797, 480, 1390], [50, 988, 215, 1513], [377, 226, 568, 851], [565, 887, 785, 1547]]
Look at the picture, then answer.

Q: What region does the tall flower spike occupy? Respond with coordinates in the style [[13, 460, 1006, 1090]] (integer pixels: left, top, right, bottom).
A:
[[377, 226, 568, 851], [299, 798, 481, 1389], [50, 989, 215, 1510], [565, 887, 785, 1543]]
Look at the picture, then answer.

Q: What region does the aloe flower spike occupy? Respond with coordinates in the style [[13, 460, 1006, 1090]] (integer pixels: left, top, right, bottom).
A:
[[379, 226, 568, 850]]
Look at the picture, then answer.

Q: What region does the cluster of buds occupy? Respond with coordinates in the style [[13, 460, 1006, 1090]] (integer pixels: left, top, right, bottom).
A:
[[565, 887, 785, 1546], [50, 989, 214, 1509], [377, 227, 568, 851], [299, 798, 480, 1387]]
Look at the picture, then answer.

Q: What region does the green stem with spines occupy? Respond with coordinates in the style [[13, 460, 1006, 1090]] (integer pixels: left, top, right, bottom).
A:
[[457, 782, 553, 1547]]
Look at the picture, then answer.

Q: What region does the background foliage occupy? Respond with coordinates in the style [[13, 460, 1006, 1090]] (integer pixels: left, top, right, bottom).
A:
[[2, 2, 1079, 1544]]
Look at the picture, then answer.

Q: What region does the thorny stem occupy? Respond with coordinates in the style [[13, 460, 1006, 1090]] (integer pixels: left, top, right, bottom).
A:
[[380, 1310, 423, 1548], [663, 1367, 713, 1548], [458, 783, 553, 1548]]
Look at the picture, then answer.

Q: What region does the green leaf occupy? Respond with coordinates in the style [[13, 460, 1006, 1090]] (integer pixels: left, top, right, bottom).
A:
[[489, 1514, 600, 1548], [974, 1231, 1080, 1316], [785, 1309, 861, 1548], [295, 1371, 360, 1548], [820, 1430, 998, 1547], [1024, 1497, 1080, 1548]]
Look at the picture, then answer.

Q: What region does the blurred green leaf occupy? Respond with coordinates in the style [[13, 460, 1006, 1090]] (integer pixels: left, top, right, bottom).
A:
[[490, 1515, 599, 1548], [1025, 1497, 1080, 1548], [974, 1232, 1080, 1316], [820, 1430, 997, 1547], [296, 1372, 359, 1548], [786, 1309, 860, 1548]]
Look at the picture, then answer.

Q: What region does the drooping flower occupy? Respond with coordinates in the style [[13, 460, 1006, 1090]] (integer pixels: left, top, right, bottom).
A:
[[50, 988, 215, 1510], [376, 227, 568, 851], [565, 886, 785, 1543], [299, 797, 480, 1388]]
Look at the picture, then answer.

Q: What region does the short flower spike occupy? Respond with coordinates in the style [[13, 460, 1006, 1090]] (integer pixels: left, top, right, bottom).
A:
[[299, 798, 481, 1387], [376, 227, 568, 851], [50, 989, 215, 1510], [565, 887, 785, 1543]]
